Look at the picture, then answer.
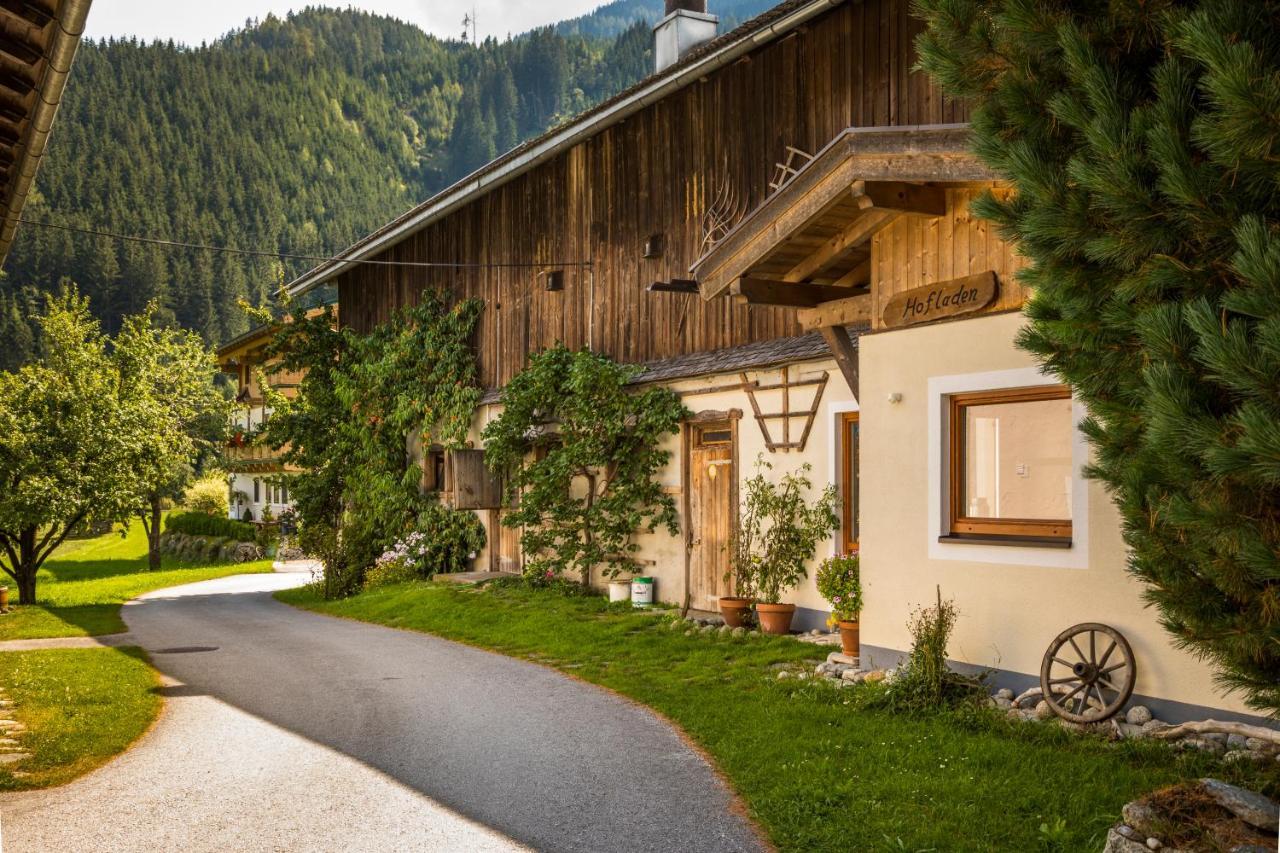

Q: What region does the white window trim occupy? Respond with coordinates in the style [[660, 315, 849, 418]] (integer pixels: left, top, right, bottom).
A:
[[928, 366, 1090, 569]]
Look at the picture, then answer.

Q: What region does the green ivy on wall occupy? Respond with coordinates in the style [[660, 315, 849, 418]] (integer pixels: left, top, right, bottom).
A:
[[483, 344, 688, 587]]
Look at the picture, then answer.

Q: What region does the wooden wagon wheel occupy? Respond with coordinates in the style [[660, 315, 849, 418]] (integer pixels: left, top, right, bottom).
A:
[[1039, 623, 1136, 724]]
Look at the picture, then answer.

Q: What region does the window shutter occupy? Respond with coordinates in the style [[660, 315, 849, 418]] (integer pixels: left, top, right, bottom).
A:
[[449, 449, 504, 509]]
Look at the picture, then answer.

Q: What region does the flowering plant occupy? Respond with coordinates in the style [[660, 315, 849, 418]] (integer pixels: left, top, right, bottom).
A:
[[815, 554, 861, 625]]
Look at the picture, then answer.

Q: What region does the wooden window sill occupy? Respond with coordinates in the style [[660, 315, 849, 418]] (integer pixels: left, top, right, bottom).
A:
[[937, 534, 1073, 550]]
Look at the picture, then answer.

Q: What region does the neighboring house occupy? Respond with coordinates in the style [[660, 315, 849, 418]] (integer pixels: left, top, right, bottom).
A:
[[215, 309, 334, 523], [0, 0, 93, 265], [282, 0, 1259, 722]]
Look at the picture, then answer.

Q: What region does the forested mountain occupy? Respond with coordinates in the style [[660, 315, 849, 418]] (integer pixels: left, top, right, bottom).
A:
[[556, 0, 773, 38], [0, 2, 772, 369]]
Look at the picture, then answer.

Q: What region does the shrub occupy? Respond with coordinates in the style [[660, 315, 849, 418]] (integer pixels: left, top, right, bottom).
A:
[[879, 586, 985, 713], [165, 511, 255, 542], [181, 477, 228, 518], [363, 555, 421, 590], [815, 554, 862, 625], [733, 457, 839, 604], [417, 501, 486, 575]]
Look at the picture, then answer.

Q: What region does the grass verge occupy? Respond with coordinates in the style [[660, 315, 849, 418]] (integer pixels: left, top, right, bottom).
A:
[[0, 521, 273, 640], [0, 647, 161, 790], [279, 580, 1278, 852]]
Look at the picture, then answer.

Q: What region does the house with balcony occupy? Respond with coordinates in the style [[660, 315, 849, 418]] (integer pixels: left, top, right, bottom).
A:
[[216, 308, 334, 523]]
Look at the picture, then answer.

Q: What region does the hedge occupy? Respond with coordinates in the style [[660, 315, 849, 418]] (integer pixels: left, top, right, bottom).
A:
[[165, 511, 256, 542]]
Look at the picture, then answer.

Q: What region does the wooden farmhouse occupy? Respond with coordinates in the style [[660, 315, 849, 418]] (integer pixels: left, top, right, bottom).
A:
[[285, 0, 1261, 723]]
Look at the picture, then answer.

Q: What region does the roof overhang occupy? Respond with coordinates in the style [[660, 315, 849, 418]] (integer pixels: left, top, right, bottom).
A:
[[0, 0, 93, 268], [283, 0, 849, 299], [690, 124, 996, 305]]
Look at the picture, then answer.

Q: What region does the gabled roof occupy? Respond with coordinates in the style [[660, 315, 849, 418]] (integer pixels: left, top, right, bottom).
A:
[[691, 124, 995, 299], [284, 0, 849, 298]]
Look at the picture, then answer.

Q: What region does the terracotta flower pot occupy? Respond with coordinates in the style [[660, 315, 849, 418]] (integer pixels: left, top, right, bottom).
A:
[[718, 596, 754, 628], [838, 619, 860, 657], [756, 602, 796, 635]]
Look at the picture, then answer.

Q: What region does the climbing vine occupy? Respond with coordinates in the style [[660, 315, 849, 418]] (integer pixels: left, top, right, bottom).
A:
[[483, 344, 688, 586], [263, 292, 484, 597]]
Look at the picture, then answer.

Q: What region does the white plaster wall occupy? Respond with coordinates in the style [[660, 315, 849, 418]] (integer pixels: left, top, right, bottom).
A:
[[468, 359, 857, 612], [859, 311, 1251, 715]]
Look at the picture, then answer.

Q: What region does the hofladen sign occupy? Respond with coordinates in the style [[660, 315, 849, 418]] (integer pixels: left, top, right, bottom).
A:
[[882, 270, 998, 329]]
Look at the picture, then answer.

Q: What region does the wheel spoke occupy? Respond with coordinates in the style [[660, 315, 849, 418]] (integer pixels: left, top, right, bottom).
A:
[[1097, 640, 1117, 670], [1052, 656, 1077, 670], [1067, 635, 1087, 662], [1089, 630, 1097, 666], [1048, 676, 1080, 686], [1100, 661, 1127, 676], [1058, 681, 1087, 707]]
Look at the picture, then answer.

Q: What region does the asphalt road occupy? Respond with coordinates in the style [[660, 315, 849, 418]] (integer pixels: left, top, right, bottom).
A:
[[0, 571, 763, 853]]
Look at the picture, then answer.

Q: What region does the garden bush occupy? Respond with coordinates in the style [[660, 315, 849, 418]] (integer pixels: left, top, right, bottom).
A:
[[165, 511, 255, 542], [181, 477, 229, 517], [876, 586, 985, 713]]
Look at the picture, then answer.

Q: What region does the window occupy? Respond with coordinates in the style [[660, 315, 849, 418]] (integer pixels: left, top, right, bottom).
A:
[[281, 481, 289, 504], [253, 478, 261, 503], [840, 412, 859, 553], [947, 385, 1073, 540]]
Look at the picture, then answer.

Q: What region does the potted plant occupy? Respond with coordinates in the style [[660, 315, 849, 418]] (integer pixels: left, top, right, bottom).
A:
[[608, 575, 633, 603], [739, 457, 839, 635], [720, 504, 760, 628], [816, 554, 862, 656]]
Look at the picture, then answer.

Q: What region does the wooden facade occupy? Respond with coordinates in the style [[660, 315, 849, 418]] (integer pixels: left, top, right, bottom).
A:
[[334, 0, 968, 390]]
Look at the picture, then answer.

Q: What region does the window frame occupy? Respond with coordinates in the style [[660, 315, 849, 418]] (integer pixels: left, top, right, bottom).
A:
[[840, 411, 859, 554], [946, 384, 1073, 541]]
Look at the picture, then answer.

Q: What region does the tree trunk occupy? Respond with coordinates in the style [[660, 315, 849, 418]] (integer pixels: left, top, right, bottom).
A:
[[15, 526, 38, 605], [146, 497, 163, 572]]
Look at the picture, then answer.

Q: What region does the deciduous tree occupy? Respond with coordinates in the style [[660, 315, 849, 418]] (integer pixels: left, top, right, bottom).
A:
[[0, 290, 132, 603]]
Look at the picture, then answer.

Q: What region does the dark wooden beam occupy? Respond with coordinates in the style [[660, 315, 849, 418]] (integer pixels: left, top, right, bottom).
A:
[[730, 277, 858, 308], [783, 209, 896, 282], [797, 293, 873, 330], [819, 325, 860, 400], [0, 1, 53, 28], [647, 279, 700, 294], [0, 71, 33, 98], [0, 33, 42, 66], [859, 181, 947, 217]]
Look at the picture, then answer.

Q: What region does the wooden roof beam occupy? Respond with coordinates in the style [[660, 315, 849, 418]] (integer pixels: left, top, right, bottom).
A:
[[0, 1, 52, 28], [783, 208, 896, 283], [829, 258, 871, 289], [730, 277, 860, 308], [797, 293, 873, 331], [856, 180, 947, 217], [0, 32, 42, 66]]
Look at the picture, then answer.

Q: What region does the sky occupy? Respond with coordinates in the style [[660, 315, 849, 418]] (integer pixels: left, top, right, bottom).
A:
[[83, 1, 609, 46]]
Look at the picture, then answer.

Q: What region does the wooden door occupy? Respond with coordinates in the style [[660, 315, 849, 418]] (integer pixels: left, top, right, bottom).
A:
[[688, 422, 735, 610]]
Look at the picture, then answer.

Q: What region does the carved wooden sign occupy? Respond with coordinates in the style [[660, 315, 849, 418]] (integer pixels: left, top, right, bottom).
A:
[[882, 271, 998, 329]]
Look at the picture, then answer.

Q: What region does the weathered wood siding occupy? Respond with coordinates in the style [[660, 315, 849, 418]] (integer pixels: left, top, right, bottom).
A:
[[870, 187, 1028, 330], [337, 0, 967, 389]]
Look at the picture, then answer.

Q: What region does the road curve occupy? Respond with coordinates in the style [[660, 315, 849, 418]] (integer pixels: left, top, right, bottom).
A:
[[0, 572, 763, 853]]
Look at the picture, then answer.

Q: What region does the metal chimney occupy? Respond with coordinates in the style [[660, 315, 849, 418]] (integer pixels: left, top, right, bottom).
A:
[[654, 1, 718, 73]]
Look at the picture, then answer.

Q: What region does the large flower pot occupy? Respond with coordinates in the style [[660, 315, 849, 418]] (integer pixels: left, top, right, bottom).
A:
[[608, 580, 632, 604], [838, 620, 860, 657], [756, 602, 796, 635], [718, 596, 754, 628]]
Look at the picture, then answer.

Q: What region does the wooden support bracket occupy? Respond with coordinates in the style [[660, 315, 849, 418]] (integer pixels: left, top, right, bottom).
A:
[[731, 277, 858, 308], [818, 326, 859, 400]]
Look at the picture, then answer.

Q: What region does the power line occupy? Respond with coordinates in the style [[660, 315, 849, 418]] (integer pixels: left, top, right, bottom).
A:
[[14, 217, 594, 270]]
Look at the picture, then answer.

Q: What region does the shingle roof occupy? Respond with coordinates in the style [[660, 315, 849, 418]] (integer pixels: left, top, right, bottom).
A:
[[479, 325, 862, 404]]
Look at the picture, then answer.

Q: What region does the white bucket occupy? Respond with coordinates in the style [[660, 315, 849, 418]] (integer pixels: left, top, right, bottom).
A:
[[631, 577, 655, 607], [608, 580, 632, 603]]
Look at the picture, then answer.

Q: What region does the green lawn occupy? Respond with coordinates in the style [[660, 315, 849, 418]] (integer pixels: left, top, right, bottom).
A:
[[0, 521, 273, 640], [280, 581, 1278, 852], [0, 648, 161, 790]]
